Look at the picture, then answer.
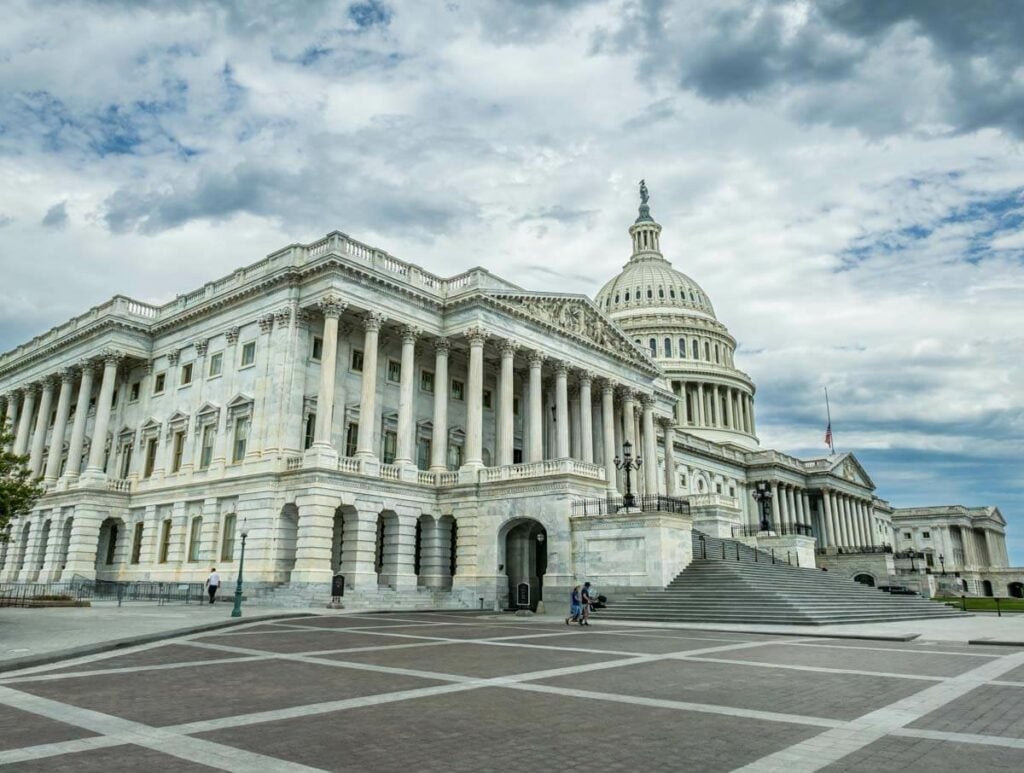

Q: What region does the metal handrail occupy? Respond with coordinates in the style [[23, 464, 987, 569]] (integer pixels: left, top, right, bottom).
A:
[[571, 495, 690, 517]]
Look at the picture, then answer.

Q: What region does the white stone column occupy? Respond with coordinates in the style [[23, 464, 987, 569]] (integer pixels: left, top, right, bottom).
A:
[[578, 373, 594, 464], [291, 494, 336, 584], [497, 340, 516, 467], [527, 351, 544, 463], [641, 397, 658, 495], [601, 381, 616, 491], [429, 338, 450, 472], [695, 383, 705, 426], [64, 365, 94, 479], [28, 379, 55, 477], [3, 394, 17, 451], [83, 352, 121, 479], [340, 506, 380, 590], [381, 510, 418, 590], [748, 396, 757, 435], [394, 325, 419, 467], [311, 297, 347, 454], [725, 387, 735, 430], [355, 312, 385, 460], [821, 492, 834, 546], [13, 387, 36, 457], [839, 496, 852, 546], [661, 419, 677, 495], [770, 482, 781, 529], [865, 501, 876, 546], [622, 391, 637, 451], [44, 370, 75, 483], [463, 326, 487, 469], [554, 362, 569, 459], [786, 486, 797, 530]]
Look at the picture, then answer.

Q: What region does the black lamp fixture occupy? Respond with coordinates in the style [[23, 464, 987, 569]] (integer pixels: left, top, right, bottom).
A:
[[613, 440, 643, 509], [751, 481, 773, 531]]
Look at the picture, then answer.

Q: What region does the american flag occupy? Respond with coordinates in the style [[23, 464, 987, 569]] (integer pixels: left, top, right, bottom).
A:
[[825, 422, 832, 447]]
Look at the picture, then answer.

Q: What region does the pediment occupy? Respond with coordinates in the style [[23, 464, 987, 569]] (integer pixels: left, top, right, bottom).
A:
[[140, 416, 162, 431], [196, 401, 221, 418], [227, 393, 254, 409], [830, 453, 875, 490], [486, 292, 657, 372]]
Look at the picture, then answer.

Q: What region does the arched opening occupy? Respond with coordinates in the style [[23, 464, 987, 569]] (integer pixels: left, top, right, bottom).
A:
[[331, 506, 345, 575], [16, 522, 31, 572], [982, 579, 994, 597], [36, 520, 52, 575], [443, 515, 457, 584], [1008, 582, 1024, 598], [500, 519, 547, 611], [853, 573, 875, 587], [59, 518, 73, 575], [961, 578, 969, 593], [96, 517, 127, 576], [279, 504, 299, 581]]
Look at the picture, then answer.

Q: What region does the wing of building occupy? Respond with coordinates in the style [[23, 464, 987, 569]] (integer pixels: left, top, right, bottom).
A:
[[1, 187, 1019, 608]]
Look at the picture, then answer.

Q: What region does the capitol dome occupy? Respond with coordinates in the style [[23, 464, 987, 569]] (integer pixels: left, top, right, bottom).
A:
[[596, 182, 759, 449]]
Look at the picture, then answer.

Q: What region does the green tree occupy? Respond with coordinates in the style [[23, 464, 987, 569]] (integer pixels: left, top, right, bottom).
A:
[[0, 419, 44, 540]]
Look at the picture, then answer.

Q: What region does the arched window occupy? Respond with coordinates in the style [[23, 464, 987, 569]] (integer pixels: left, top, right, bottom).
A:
[[704, 341, 710, 360], [649, 338, 657, 357], [714, 344, 720, 363], [669, 288, 676, 298], [679, 338, 686, 358], [614, 293, 619, 303], [664, 338, 672, 357], [692, 340, 699, 359], [658, 287, 664, 298], [646, 288, 652, 299], [689, 290, 695, 301], [624, 291, 630, 301], [635, 286, 641, 299]]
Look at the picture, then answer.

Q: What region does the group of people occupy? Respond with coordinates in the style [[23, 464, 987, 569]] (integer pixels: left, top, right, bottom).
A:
[[566, 581, 597, 626]]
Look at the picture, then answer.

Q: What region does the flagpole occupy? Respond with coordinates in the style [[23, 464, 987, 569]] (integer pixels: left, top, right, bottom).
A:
[[824, 386, 835, 455]]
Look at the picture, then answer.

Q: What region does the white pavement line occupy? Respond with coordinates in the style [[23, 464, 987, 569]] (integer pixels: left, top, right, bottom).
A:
[[987, 679, 1024, 688], [783, 641, 1001, 659], [169, 683, 481, 735], [0, 655, 271, 684], [735, 649, 1024, 772], [507, 682, 842, 730], [0, 736, 124, 765], [892, 726, 1024, 749], [0, 687, 324, 772], [677, 655, 945, 683], [218, 620, 462, 636]]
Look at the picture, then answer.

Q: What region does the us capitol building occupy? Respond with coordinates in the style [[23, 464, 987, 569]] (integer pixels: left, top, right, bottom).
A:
[[1, 186, 1019, 608]]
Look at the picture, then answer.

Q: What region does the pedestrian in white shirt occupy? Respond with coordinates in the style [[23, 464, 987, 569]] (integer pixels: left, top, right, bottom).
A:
[[206, 568, 221, 604]]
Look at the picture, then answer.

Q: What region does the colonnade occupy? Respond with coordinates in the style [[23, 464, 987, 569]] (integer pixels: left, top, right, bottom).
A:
[[672, 380, 754, 434], [818, 489, 876, 548]]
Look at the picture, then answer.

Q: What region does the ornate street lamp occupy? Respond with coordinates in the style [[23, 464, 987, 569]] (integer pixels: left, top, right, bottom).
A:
[[939, 553, 946, 575], [613, 440, 643, 509], [752, 481, 773, 531], [230, 521, 250, 618]]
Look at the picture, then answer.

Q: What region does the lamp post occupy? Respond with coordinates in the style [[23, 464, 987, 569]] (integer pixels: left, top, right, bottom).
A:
[[613, 440, 642, 509], [751, 481, 773, 532], [230, 522, 250, 618], [939, 553, 945, 575]]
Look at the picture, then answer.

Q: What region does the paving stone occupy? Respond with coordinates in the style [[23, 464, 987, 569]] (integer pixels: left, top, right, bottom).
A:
[[275, 615, 458, 630], [515, 632, 735, 654], [801, 638, 1017, 655], [39, 645, 244, 674], [10, 659, 444, 727], [0, 704, 95, 752], [711, 642, 985, 677], [367, 623, 556, 640], [536, 658, 931, 720], [909, 684, 1024, 739], [191, 629, 419, 653], [997, 663, 1024, 683], [821, 734, 1024, 772], [196, 685, 820, 772], [2, 744, 218, 772], [324, 641, 629, 678]]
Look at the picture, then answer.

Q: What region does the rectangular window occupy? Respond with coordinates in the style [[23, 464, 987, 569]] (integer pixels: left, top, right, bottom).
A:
[[387, 359, 402, 383], [119, 445, 133, 479], [345, 423, 358, 457], [158, 520, 172, 563], [382, 430, 397, 464], [188, 518, 202, 562], [143, 437, 158, 478], [130, 523, 144, 564], [311, 336, 323, 361], [417, 438, 431, 470], [208, 352, 223, 378], [513, 397, 521, 416], [232, 416, 249, 462], [180, 363, 193, 385], [240, 341, 256, 367], [448, 444, 463, 470], [451, 379, 465, 401], [170, 431, 185, 473], [304, 413, 316, 450], [922, 531, 931, 538], [220, 514, 237, 562], [153, 373, 166, 394], [200, 425, 215, 470], [129, 382, 140, 402], [513, 448, 523, 464], [351, 349, 364, 372], [483, 389, 493, 409], [904, 532, 912, 539], [420, 369, 434, 393]]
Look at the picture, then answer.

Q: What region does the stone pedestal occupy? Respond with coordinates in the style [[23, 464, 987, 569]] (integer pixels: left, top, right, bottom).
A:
[[753, 534, 816, 569]]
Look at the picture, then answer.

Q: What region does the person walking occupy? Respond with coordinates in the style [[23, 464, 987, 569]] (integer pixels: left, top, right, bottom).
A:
[[580, 581, 593, 626], [566, 585, 582, 625], [206, 568, 221, 605]]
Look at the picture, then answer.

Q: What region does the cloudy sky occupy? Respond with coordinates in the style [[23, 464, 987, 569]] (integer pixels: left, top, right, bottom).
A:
[[1, 0, 1022, 560]]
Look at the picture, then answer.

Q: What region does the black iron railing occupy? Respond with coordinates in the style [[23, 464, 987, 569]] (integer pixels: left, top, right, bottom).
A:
[[814, 544, 894, 556], [0, 579, 206, 608], [571, 495, 690, 517], [731, 523, 815, 538]]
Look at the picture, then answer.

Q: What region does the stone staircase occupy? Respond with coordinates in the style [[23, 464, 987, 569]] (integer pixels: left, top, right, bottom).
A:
[[244, 581, 472, 611], [598, 531, 968, 625]]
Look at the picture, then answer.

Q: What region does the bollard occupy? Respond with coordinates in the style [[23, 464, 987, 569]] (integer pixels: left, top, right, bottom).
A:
[[771, 547, 775, 564], [961, 594, 967, 611], [117, 584, 124, 608], [735, 542, 740, 561], [721, 542, 726, 559], [996, 597, 1002, 617]]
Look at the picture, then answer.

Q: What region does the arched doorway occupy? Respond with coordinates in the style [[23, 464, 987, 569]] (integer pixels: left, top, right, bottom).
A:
[[982, 579, 994, 597], [501, 519, 547, 611], [96, 517, 126, 575], [853, 573, 875, 587], [331, 506, 346, 576], [1008, 582, 1024, 599], [279, 504, 299, 581]]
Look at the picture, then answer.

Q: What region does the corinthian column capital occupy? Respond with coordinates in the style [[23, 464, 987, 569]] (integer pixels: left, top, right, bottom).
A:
[[318, 295, 348, 319], [362, 311, 386, 332]]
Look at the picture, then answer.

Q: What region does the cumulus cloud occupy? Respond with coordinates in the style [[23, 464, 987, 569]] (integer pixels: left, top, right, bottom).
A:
[[0, 0, 1022, 558]]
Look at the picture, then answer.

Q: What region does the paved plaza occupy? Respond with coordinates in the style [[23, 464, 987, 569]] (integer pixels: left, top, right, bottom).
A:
[[0, 612, 1023, 772]]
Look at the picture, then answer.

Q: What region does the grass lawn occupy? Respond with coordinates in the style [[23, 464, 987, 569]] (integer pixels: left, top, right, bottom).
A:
[[934, 596, 1024, 613]]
